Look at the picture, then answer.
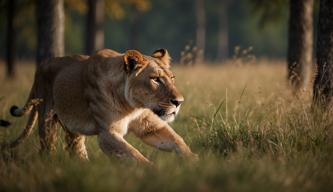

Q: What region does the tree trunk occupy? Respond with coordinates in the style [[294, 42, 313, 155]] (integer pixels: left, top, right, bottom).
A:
[[35, 0, 64, 154], [217, 1, 229, 62], [195, 0, 205, 64], [86, 0, 104, 55], [287, 0, 314, 90], [6, 0, 16, 79], [313, 0, 333, 108], [36, 0, 64, 66]]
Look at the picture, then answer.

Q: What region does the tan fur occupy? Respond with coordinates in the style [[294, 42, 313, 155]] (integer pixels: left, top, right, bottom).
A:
[[3, 49, 197, 164]]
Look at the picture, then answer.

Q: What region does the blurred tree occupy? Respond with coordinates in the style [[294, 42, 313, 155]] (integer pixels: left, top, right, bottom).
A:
[[128, 0, 151, 49], [78, 0, 150, 53], [249, 0, 314, 90], [216, 0, 230, 61], [0, 0, 292, 61], [105, 0, 151, 21], [6, 0, 17, 79], [66, 0, 86, 14], [287, 0, 313, 91], [36, 0, 64, 66], [64, 0, 86, 54], [195, 0, 205, 63], [35, 0, 65, 153], [313, 0, 333, 108], [85, 0, 104, 55], [109, 0, 151, 49], [248, 0, 287, 27]]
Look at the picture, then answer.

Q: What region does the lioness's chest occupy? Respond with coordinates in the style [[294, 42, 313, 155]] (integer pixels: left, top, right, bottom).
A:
[[60, 109, 144, 136], [111, 109, 145, 136]]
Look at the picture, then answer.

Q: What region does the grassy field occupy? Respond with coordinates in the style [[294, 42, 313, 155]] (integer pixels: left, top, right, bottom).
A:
[[0, 61, 332, 192]]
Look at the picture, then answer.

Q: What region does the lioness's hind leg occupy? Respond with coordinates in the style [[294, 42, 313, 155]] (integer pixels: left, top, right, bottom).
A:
[[38, 109, 58, 154], [64, 130, 88, 160]]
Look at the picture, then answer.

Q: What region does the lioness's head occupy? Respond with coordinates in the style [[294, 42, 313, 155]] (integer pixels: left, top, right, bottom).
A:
[[123, 49, 184, 122]]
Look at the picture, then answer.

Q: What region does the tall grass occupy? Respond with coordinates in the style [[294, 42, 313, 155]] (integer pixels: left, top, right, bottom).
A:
[[0, 61, 332, 192]]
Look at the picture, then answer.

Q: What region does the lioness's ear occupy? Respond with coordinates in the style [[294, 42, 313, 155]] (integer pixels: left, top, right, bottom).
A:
[[152, 48, 171, 66], [124, 50, 144, 72]]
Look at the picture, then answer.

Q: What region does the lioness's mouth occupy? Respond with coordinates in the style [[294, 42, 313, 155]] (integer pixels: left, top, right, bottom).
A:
[[152, 108, 177, 122], [152, 108, 176, 117], [153, 109, 165, 117]]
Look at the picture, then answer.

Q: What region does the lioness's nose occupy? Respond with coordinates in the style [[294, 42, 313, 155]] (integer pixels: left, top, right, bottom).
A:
[[170, 98, 184, 107]]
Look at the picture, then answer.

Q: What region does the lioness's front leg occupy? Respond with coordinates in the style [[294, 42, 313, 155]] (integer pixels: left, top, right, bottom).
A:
[[97, 129, 151, 164], [130, 111, 197, 159]]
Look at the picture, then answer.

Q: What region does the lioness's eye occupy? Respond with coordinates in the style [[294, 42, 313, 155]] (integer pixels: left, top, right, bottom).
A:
[[150, 77, 161, 84]]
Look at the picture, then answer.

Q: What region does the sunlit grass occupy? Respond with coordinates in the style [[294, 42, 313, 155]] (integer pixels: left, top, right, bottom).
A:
[[0, 60, 332, 191]]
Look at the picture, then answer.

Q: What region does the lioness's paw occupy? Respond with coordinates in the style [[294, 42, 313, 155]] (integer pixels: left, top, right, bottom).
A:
[[183, 152, 199, 162], [190, 153, 199, 162]]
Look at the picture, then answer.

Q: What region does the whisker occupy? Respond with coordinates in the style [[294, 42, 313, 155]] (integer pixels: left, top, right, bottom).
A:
[[159, 102, 172, 107]]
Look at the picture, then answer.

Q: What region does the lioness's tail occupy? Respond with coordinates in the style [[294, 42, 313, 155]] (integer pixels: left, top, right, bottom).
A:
[[10, 98, 42, 117], [1, 109, 39, 149], [1, 98, 42, 149]]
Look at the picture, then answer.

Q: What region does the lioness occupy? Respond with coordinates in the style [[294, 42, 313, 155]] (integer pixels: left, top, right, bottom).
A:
[[2, 49, 197, 164]]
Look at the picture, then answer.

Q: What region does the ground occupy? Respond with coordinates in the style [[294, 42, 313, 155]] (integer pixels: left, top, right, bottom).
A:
[[0, 60, 332, 192]]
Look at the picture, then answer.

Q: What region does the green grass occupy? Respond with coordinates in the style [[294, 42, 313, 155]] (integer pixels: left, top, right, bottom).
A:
[[0, 61, 332, 192]]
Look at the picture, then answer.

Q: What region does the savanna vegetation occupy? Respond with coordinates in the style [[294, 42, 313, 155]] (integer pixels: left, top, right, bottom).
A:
[[1, 59, 332, 191], [1, 0, 333, 191]]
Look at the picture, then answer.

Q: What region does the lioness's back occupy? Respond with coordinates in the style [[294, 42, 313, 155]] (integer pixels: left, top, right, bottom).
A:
[[52, 49, 124, 135]]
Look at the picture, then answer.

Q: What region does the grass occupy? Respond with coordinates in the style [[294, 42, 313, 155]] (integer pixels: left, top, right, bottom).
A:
[[0, 60, 332, 192]]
